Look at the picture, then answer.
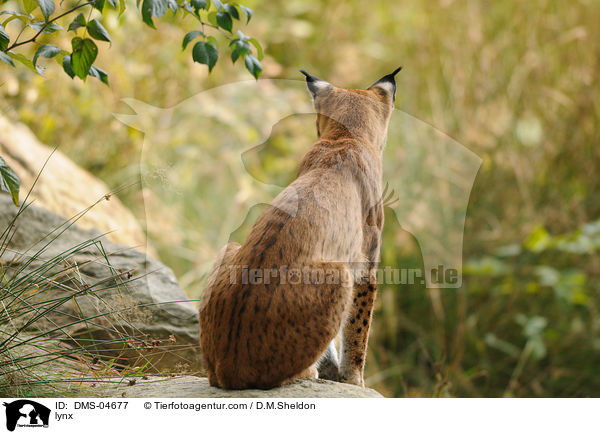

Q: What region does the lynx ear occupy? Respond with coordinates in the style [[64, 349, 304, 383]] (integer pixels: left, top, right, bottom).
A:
[[300, 69, 333, 99], [368, 66, 402, 101]]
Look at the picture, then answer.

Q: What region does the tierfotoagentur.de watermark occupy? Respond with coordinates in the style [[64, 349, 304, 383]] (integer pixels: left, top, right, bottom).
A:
[[226, 264, 459, 286]]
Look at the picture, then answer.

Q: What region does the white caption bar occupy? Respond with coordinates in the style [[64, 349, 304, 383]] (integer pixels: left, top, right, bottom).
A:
[[0, 398, 596, 433]]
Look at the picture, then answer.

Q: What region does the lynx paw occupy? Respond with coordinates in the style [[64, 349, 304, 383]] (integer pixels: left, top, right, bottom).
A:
[[317, 361, 340, 382], [340, 370, 364, 387]]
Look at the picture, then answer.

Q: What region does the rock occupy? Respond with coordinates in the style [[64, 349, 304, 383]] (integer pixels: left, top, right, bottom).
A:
[[0, 195, 201, 373], [0, 334, 97, 397], [93, 376, 383, 398], [0, 114, 150, 253]]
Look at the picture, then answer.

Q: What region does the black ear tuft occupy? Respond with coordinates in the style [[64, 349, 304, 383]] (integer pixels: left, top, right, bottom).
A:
[[299, 69, 317, 80], [300, 69, 332, 98], [368, 66, 402, 102], [391, 66, 403, 76]]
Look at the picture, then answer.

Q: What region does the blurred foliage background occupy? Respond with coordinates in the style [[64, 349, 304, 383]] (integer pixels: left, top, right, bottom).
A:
[[2, 0, 600, 397]]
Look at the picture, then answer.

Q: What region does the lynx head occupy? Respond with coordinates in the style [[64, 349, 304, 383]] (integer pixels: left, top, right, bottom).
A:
[[300, 67, 402, 150]]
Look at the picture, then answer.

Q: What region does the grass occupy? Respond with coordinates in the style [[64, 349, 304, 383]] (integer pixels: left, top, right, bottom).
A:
[[0, 165, 200, 397]]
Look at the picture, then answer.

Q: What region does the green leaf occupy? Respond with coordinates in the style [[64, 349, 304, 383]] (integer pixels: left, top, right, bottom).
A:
[[0, 23, 8, 50], [141, 0, 167, 28], [0, 156, 21, 206], [190, 0, 207, 11], [29, 21, 61, 33], [223, 3, 238, 20], [36, 0, 54, 20], [182, 30, 203, 50], [62, 54, 74, 78], [88, 64, 109, 85], [1, 11, 33, 26], [237, 4, 252, 22], [212, 0, 222, 10], [33, 43, 61, 70], [0, 10, 28, 16], [22, 0, 37, 14], [244, 53, 261, 79], [149, 0, 168, 18], [235, 29, 248, 41], [166, 0, 177, 12], [107, 0, 117, 8], [53, 51, 65, 64], [192, 41, 218, 71], [87, 19, 111, 42], [207, 10, 217, 26], [248, 37, 263, 60], [0, 51, 15, 67], [93, 0, 105, 12], [230, 47, 242, 63], [68, 12, 86, 32], [229, 37, 250, 63], [119, 0, 126, 15], [7, 52, 39, 73], [71, 37, 97, 79], [141, 2, 155, 27], [216, 11, 232, 32]]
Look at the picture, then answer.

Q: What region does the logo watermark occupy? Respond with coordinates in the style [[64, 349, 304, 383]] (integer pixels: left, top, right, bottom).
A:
[[114, 78, 481, 298], [3, 400, 50, 432]]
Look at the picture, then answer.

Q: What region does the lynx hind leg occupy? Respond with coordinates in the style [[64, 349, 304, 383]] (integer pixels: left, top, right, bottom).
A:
[[270, 261, 353, 388], [317, 340, 340, 381], [200, 242, 241, 388]]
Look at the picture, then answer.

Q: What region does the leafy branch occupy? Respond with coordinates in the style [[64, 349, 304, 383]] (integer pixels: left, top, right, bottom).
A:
[[0, 0, 264, 83], [4, 1, 96, 52]]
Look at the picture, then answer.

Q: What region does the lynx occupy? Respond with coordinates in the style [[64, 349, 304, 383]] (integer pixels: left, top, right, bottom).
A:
[[199, 67, 401, 389]]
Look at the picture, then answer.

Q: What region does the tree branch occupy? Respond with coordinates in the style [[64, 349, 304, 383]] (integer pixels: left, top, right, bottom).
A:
[[3, 1, 97, 53]]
